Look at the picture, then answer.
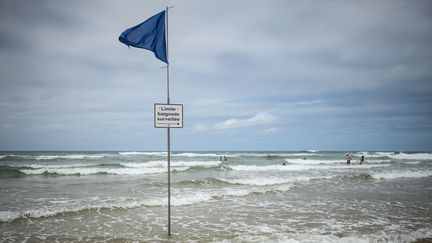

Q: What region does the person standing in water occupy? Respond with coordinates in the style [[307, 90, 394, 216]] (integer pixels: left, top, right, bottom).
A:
[[358, 155, 365, 165], [346, 153, 352, 164]]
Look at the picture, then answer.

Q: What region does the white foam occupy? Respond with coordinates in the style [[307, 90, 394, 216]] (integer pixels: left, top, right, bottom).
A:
[[219, 175, 333, 186], [221, 177, 293, 186], [283, 153, 316, 157], [20, 162, 393, 175], [408, 228, 432, 242], [231, 164, 290, 171], [230, 163, 390, 172], [171, 193, 214, 206], [353, 152, 396, 158], [388, 152, 432, 160], [0, 211, 20, 222], [285, 158, 391, 165], [35, 154, 110, 160], [173, 185, 296, 206], [233, 152, 315, 157], [228, 152, 267, 157], [373, 170, 432, 180], [20, 167, 167, 175], [286, 159, 345, 165], [0, 185, 298, 222], [141, 190, 227, 207], [119, 152, 222, 157], [374, 152, 396, 156], [122, 160, 166, 167], [173, 153, 220, 157], [225, 228, 432, 243], [119, 151, 166, 156], [172, 160, 221, 167], [367, 159, 392, 163], [16, 160, 222, 175], [22, 163, 90, 169], [0, 199, 159, 222], [122, 160, 221, 168], [402, 161, 422, 165]]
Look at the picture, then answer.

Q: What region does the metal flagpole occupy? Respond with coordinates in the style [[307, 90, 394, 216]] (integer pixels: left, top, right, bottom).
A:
[[165, 6, 172, 237], [120, 6, 179, 238]]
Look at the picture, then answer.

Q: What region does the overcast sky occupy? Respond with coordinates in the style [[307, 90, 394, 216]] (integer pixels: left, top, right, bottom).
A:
[[1, 0, 431, 151]]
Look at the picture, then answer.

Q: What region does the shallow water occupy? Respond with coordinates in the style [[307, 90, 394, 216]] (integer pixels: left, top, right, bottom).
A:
[[0, 151, 431, 242]]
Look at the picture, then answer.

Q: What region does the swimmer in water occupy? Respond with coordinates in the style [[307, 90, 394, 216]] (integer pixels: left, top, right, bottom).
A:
[[358, 155, 365, 165], [346, 153, 352, 164]]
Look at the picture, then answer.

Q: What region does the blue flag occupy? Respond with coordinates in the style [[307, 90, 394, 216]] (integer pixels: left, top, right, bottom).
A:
[[119, 10, 168, 64]]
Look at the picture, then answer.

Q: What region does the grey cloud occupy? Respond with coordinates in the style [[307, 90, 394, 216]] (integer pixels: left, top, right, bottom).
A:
[[1, 0, 431, 150]]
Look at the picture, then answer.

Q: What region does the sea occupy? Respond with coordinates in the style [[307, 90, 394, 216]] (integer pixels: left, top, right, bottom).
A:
[[0, 151, 431, 242]]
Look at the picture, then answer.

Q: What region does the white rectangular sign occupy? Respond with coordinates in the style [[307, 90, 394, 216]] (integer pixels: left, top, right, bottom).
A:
[[154, 103, 183, 128]]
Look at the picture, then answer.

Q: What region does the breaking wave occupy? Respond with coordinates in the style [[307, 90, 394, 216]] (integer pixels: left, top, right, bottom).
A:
[[0, 184, 295, 223], [353, 152, 432, 160], [118, 152, 166, 156], [387, 152, 432, 160], [231, 163, 390, 172], [285, 158, 391, 165], [372, 170, 432, 180], [118, 152, 221, 157], [217, 175, 333, 186], [0, 165, 27, 178], [3, 160, 224, 176], [0, 153, 113, 161]]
